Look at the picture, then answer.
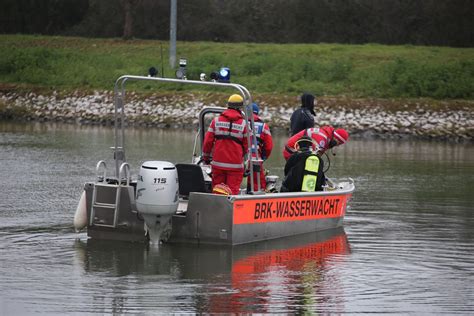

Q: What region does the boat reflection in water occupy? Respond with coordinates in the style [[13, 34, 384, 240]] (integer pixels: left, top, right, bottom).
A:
[[74, 227, 350, 313]]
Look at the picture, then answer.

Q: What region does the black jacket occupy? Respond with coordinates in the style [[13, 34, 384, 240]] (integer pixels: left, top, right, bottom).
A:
[[290, 108, 315, 136], [280, 150, 325, 192], [290, 93, 316, 136]]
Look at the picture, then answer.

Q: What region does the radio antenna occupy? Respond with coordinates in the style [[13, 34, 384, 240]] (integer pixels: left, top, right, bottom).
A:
[[160, 43, 164, 77]]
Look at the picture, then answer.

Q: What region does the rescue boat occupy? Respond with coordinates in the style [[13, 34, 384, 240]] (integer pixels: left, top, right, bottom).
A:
[[73, 75, 355, 245]]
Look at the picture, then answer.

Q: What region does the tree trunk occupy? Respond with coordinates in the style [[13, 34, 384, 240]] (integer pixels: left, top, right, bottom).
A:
[[122, 0, 136, 40]]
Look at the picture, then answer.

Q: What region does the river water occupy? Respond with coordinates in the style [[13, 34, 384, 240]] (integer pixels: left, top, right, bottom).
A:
[[0, 122, 473, 315]]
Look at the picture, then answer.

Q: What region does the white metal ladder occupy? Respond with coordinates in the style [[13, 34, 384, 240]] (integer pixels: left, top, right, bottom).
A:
[[89, 161, 131, 228]]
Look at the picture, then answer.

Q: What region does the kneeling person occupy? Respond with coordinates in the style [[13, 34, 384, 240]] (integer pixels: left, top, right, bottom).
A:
[[280, 136, 325, 192]]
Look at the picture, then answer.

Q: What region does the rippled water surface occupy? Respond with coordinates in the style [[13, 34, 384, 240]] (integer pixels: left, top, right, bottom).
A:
[[1, 122, 473, 314]]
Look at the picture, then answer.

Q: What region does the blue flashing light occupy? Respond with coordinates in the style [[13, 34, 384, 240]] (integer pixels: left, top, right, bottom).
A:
[[218, 67, 230, 83]]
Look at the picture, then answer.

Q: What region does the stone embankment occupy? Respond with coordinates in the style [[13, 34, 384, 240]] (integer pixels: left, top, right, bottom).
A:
[[1, 90, 472, 142]]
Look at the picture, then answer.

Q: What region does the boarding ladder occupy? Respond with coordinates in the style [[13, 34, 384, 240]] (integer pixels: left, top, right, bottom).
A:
[[89, 160, 133, 228]]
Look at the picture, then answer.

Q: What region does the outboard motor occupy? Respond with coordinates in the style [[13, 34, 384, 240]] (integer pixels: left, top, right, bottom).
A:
[[136, 161, 179, 243]]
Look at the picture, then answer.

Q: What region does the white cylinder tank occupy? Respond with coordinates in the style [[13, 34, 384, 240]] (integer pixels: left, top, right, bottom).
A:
[[135, 161, 179, 216]]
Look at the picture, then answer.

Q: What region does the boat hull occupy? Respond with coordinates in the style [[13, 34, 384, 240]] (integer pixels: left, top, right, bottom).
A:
[[169, 190, 350, 245], [82, 181, 353, 245]]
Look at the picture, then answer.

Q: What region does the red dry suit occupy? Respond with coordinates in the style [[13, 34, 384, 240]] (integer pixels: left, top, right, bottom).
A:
[[248, 113, 273, 191], [203, 108, 249, 195], [283, 126, 335, 161]]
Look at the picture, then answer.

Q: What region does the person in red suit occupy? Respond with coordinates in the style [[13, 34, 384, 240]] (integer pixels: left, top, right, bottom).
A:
[[247, 102, 273, 192], [202, 94, 249, 195], [283, 126, 349, 160]]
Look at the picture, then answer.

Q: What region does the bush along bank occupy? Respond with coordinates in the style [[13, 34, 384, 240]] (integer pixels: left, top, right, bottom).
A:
[[0, 90, 472, 142]]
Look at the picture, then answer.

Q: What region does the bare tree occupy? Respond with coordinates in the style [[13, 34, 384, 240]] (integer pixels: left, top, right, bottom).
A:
[[122, 0, 139, 39]]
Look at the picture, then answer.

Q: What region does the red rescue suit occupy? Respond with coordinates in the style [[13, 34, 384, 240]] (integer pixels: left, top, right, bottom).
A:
[[283, 126, 334, 160], [248, 113, 273, 191], [203, 108, 249, 195]]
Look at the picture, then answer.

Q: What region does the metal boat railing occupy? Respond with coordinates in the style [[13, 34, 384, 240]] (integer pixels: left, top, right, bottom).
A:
[[112, 75, 264, 193], [229, 178, 355, 201], [95, 160, 107, 182]]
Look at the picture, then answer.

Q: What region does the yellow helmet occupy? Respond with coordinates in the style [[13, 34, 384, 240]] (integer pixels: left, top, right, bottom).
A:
[[228, 94, 243, 107]]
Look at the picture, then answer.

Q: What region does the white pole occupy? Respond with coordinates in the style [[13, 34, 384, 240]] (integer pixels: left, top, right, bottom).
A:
[[169, 0, 177, 68]]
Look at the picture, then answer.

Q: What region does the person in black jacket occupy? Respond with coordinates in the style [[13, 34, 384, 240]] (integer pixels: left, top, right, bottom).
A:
[[289, 93, 316, 136], [280, 136, 326, 192]]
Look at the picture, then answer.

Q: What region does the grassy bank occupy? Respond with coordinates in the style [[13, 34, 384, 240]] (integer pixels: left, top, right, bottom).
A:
[[1, 34, 473, 100]]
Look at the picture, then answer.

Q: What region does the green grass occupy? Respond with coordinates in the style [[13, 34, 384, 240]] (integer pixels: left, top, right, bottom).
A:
[[1, 35, 473, 99]]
